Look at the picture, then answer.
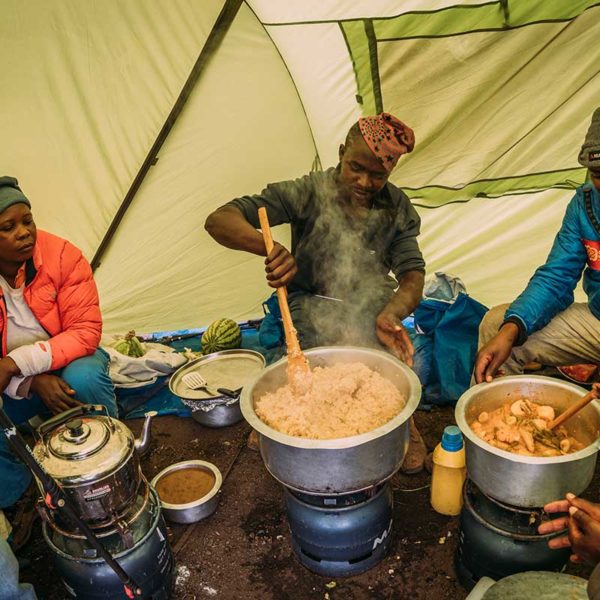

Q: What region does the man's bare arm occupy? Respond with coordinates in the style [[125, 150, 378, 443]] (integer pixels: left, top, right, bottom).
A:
[[204, 206, 266, 256], [205, 205, 297, 287], [385, 270, 425, 320]]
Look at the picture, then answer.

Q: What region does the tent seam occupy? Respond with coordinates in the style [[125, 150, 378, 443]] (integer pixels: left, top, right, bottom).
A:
[[401, 168, 587, 191], [91, 0, 244, 271], [364, 19, 383, 114], [377, 14, 600, 41], [411, 186, 579, 209], [257, 1, 501, 27]]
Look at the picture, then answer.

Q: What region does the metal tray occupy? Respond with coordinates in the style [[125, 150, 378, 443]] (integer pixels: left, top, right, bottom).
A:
[[170, 349, 266, 400]]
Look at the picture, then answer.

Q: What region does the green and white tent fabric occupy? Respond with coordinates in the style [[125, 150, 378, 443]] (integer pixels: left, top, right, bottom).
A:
[[1, 0, 598, 333]]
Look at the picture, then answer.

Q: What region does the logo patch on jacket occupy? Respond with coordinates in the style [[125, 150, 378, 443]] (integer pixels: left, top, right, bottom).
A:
[[583, 239, 600, 269]]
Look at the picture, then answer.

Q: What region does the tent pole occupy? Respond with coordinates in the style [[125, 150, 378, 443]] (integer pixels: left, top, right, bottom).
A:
[[91, 0, 244, 271]]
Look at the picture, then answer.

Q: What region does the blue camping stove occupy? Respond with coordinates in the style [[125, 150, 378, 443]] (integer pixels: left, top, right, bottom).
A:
[[284, 482, 393, 576]]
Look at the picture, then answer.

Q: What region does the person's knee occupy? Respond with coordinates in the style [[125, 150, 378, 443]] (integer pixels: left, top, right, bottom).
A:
[[478, 303, 510, 348], [61, 350, 117, 417]]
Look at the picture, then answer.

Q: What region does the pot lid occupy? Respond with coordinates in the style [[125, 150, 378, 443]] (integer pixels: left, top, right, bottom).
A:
[[170, 349, 265, 401], [34, 417, 135, 483]]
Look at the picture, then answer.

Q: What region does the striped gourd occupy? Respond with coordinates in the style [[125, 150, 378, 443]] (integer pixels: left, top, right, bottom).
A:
[[201, 318, 242, 355]]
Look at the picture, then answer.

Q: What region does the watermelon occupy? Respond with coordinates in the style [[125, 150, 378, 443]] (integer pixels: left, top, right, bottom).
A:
[[201, 318, 242, 354]]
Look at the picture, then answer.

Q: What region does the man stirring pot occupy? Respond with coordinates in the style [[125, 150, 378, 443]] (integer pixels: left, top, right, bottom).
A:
[[205, 113, 428, 473]]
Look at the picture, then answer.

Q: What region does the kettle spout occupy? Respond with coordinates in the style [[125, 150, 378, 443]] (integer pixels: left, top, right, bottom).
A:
[[135, 411, 157, 457]]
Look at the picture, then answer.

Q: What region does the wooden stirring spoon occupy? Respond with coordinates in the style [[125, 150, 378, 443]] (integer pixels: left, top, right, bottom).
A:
[[257, 207, 312, 393], [547, 383, 600, 430]]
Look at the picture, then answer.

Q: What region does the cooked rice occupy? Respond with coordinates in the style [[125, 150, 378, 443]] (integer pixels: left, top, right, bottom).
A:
[[255, 362, 406, 439]]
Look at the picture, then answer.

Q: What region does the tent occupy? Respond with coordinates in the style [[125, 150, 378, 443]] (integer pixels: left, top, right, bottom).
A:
[[1, 0, 598, 334]]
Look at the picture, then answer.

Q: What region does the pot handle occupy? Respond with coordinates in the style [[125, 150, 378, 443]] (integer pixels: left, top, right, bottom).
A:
[[38, 404, 106, 436]]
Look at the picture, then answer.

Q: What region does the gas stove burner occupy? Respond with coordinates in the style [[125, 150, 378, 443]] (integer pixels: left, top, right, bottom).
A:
[[455, 479, 570, 591], [468, 480, 549, 534], [288, 483, 386, 508], [485, 490, 541, 513], [285, 481, 393, 577]]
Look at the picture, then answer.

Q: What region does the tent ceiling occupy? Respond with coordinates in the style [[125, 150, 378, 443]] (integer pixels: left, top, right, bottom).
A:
[[0, 1, 596, 333], [93, 2, 314, 332]]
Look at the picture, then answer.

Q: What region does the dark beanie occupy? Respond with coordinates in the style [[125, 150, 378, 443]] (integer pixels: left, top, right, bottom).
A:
[[0, 177, 31, 213], [579, 107, 600, 169]]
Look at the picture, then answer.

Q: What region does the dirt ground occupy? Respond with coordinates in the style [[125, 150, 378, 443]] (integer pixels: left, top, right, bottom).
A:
[[18, 407, 596, 600]]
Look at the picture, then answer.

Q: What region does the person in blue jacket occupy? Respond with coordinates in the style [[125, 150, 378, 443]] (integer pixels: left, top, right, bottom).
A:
[[474, 107, 600, 383]]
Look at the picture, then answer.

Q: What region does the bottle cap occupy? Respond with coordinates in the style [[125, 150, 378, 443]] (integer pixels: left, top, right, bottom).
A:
[[441, 425, 463, 452]]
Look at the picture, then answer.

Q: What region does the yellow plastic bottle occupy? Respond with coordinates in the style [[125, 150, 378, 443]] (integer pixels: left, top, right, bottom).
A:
[[430, 425, 467, 516]]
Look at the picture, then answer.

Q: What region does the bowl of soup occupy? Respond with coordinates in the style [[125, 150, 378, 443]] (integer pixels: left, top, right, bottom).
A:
[[151, 460, 222, 523]]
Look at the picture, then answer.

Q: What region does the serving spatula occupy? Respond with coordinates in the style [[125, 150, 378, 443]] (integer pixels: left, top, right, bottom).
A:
[[181, 372, 220, 396]]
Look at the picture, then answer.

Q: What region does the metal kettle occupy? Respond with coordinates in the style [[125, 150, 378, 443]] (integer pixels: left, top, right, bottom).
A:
[[33, 405, 156, 525]]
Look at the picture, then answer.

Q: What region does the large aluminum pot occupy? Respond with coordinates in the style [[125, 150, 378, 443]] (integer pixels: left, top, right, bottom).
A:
[[455, 375, 600, 507], [240, 346, 421, 495]]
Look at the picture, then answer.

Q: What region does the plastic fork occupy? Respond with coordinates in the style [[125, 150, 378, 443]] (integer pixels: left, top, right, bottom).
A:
[[181, 372, 220, 396]]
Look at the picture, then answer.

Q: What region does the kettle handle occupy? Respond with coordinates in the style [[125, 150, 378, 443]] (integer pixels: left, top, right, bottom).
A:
[[38, 404, 106, 436]]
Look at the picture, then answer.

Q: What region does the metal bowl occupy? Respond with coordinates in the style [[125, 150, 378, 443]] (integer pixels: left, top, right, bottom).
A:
[[240, 346, 421, 495], [189, 398, 244, 428], [150, 460, 222, 524], [170, 349, 266, 428], [455, 375, 600, 507]]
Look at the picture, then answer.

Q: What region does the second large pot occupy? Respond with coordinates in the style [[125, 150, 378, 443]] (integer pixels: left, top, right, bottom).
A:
[[240, 346, 421, 495], [455, 375, 600, 507]]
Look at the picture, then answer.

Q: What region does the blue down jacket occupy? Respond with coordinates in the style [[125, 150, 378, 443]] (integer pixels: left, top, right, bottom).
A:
[[505, 183, 600, 336]]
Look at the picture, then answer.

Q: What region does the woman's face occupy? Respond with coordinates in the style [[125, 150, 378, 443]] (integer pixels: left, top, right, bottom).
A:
[[0, 203, 37, 263]]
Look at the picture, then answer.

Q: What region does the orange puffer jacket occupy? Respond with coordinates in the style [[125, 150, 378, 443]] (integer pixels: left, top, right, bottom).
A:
[[0, 230, 102, 370]]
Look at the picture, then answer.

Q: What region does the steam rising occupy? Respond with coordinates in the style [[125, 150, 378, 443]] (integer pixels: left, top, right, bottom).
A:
[[284, 173, 396, 348]]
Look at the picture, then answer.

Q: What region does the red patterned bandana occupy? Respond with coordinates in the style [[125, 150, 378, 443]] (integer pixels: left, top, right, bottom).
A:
[[358, 113, 415, 172]]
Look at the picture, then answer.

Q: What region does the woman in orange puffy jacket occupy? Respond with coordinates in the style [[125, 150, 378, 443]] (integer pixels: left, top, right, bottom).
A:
[[0, 176, 116, 513]]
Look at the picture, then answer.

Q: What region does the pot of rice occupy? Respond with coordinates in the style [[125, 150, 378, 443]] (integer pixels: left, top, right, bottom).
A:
[[240, 346, 421, 495]]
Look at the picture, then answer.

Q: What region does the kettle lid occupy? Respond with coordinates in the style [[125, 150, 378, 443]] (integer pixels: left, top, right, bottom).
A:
[[35, 416, 135, 483], [48, 418, 110, 459]]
